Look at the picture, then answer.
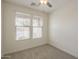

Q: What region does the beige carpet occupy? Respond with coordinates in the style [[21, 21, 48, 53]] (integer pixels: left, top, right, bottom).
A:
[[4, 44, 77, 59]]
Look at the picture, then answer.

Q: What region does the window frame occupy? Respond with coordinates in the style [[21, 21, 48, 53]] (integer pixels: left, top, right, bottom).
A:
[[15, 12, 43, 40]]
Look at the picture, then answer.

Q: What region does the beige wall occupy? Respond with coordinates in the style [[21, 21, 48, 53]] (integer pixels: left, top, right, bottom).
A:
[[49, 0, 78, 57], [3, 2, 48, 54], [1, 0, 5, 56]]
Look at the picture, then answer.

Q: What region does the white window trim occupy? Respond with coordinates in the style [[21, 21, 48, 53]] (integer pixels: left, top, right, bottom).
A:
[[15, 12, 43, 40]]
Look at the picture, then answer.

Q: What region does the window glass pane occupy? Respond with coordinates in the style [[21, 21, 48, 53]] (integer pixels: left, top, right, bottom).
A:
[[23, 27, 30, 39], [16, 16, 24, 26], [16, 27, 24, 40], [33, 16, 43, 26], [33, 27, 42, 38], [33, 19, 39, 26], [23, 17, 31, 26], [16, 12, 31, 26], [16, 27, 30, 40]]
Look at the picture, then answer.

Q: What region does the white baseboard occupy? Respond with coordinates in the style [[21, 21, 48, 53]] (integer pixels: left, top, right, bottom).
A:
[[4, 43, 47, 55], [49, 43, 77, 58]]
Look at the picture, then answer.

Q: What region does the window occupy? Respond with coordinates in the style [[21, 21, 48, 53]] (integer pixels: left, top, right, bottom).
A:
[[32, 16, 43, 38], [15, 12, 43, 40]]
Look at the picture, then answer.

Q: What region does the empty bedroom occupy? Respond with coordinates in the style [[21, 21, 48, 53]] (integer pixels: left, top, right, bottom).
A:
[[1, 0, 78, 59]]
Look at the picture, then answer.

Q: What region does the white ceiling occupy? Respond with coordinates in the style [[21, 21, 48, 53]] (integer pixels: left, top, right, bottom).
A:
[[4, 0, 73, 13]]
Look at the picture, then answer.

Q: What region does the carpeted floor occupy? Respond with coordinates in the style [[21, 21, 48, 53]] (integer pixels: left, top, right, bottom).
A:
[[4, 44, 77, 59]]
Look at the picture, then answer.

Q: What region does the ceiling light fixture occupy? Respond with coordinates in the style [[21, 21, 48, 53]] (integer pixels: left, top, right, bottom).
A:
[[40, 0, 48, 4], [31, 0, 52, 8]]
